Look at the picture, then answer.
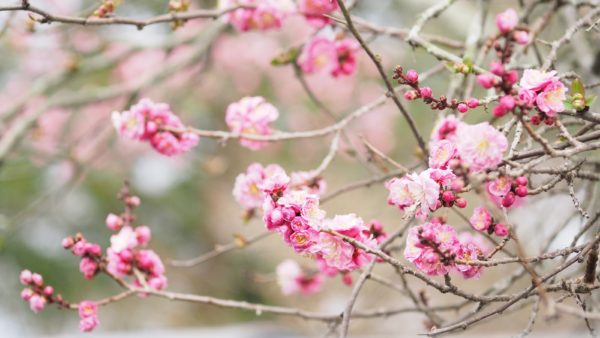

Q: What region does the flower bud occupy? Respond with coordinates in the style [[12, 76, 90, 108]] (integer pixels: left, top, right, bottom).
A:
[[515, 186, 528, 197], [457, 103, 468, 113], [494, 223, 509, 237], [419, 86, 432, 98], [455, 198, 467, 208], [501, 192, 516, 208], [406, 70, 419, 83]]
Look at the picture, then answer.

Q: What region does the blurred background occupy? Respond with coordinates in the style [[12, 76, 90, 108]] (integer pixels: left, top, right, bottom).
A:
[[1, 0, 599, 336]]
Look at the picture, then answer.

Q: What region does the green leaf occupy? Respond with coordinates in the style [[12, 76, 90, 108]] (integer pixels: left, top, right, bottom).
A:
[[563, 100, 574, 111], [271, 48, 300, 66], [585, 95, 597, 107], [571, 78, 585, 96]]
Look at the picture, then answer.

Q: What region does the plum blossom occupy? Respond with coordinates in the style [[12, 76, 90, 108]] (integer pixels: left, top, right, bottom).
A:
[[276, 260, 324, 295], [225, 96, 279, 150], [454, 241, 485, 279], [519, 69, 559, 91], [112, 98, 199, 156], [428, 139, 457, 169], [298, 0, 338, 27], [469, 207, 493, 232], [385, 170, 440, 220], [219, 0, 294, 32], [496, 8, 518, 33], [78, 301, 100, 332], [233, 163, 285, 210], [536, 81, 567, 116], [404, 222, 461, 276], [298, 37, 359, 77], [455, 122, 508, 173], [430, 115, 460, 143]]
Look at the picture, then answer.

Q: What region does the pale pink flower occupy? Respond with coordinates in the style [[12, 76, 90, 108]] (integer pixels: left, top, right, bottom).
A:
[[136, 249, 166, 277], [488, 176, 512, 197], [110, 226, 139, 253], [536, 81, 567, 116], [29, 294, 46, 313], [519, 69, 559, 91], [496, 8, 518, 33], [79, 257, 99, 280], [276, 260, 324, 295], [135, 226, 152, 247], [105, 213, 123, 231], [428, 140, 457, 169], [258, 165, 290, 194], [321, 213, 364, 237], [225, 96, 279, 150], [385, 171, 440, 220], [19, 270, 33, 285], [78, 301, 99, 332], [455, 122, 508, 173], [298, 36, 338, 74], [219, 0, 293, 32], [469, 207, 493, 232], [298, 0, 338, 27], [301, 195, 327, 229], [518, 88, 537, 106], [150, 131, 200, 156], [430, 115, 460, 143], [312, 232, 355, 271], [454, 242, 485, 279], [514, 31, 530, 45]]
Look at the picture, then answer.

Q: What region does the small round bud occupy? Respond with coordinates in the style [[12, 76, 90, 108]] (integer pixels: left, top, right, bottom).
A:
[[404, 90, 418, 101], [19, 270, 33, 285], [494, 223, 509, 237], [455, 198, 467, 208], [530, 114, 541, 125], [457, 103, 468, 113], [501, 192, 516, 208], [493, 105, 507, 117], [43, 286, 54, 297], [441, 191, 455, 203], [62, 236, 75, 249], [406, 70, 419, 83], [515, 176, 528, 186], [419, 86, 432, 98], [466, 98, 479, 108], [515, 186, 528, 197]]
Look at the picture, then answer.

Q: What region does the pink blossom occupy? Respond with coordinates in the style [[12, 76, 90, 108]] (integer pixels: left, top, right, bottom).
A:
[[225, 96, 279, 150], [298, 37, 338, 75], [518, 88, 537, 106], [78, 301, 99, 332], [258, 165, 290, 194], [21, 288, 34, 301], [428, 139, 457, 169], [331, 38, 359, 77], [469, 207, 493, 232], [105, 213, 123, 231], [385, 171, 440, 220], [110, 226, 139, 253], [404, 222, 461, 276], [455, 122, 508, 173], [19, 270, 33, 285], [136, 249, 166, 278], [430, 115, 460, 143], [488, 176, 512, 197], [298, 0, 338, 27], [29, 294, 46, 313], [135, 226, 152, 247], [79, 257, 99, 280], [112, 98, 199, 156], [514, 31, 530, 45], [496, 8, 518, 33], [476, 74, 496, 89], [276, 260, 324, 295], [536, 81, 567, 116], [233, 163, 270, 209], [312, 232, 356, 271], [519, 69, 559, 91], [455, 242, 485, 279], [219, 0, 293, 32]]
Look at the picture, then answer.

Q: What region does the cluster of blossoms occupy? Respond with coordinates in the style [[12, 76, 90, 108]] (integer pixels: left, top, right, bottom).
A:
[[19, 185, 166, 332], [487, 175, 528, 208], [225, 96, 280, 150], [475, 8, 568, 125], [219, 0, 338, 32], [276, 259, 324, 295], [298, 36, 359, 77], [20, 270, 101, 332], [394, 66, 479, 113], [469, 207, 509, 237], [232, 162, 383, 285], [404, 219, 488, 278], [386, 115, 508, 221], [112, 98, 199, 156]]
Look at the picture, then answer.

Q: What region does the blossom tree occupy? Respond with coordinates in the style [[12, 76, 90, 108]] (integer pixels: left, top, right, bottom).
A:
[[2, 0, 600, 336]]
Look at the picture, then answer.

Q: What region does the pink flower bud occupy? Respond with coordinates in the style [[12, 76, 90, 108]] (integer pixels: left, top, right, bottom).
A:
[[455, 198, 467, 208], [457, 103, 468, 113], [20, 270, 33, 285], [493, 105, 507, 117], [466, 98, 479, 108], [514, 31, 530, 45], [501, 192, 516, 208], [105, 213, 124, 231], [406, 70, 419, 83], [515, 186, 528, 197], [31, 273, 43, 287], [62, 237, 75, 249], [494, 223, 509, 237], [477, 74, 495, 89], [419, 86, 432, 98], [135, 226, 152, 246], [21, 288, 34, 301], [496, 8, 518, 33], [505, 70, 518, 86], [516, 176, 528, 186], [490, 60, 504, 76], [43, 286, 54, 297], [499, 95, 515, 110], [342, 273, 353, 286], [126, 196, 141, 207], [451, 179, 465, 192], [441, 191, 455, 203], [29, 294, 46, 313], [403, 90, 418, 101], [530, 114, 541, 125]]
